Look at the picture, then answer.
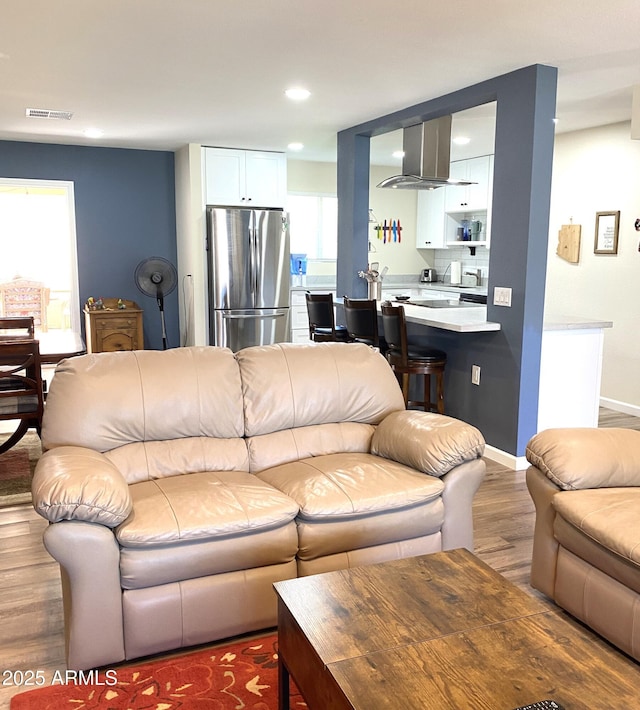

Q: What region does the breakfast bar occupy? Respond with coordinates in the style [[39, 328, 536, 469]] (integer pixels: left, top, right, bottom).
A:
[[384, 300, 500, 333]]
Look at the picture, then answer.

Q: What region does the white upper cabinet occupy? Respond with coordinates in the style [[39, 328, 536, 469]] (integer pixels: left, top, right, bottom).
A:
[[203, 147, 287, 208], [444, 155, 492, 213], [416, 188, 447, 249]]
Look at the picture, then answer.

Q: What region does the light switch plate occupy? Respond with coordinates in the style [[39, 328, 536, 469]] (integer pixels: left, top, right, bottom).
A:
[[493, 287, 512, 307]]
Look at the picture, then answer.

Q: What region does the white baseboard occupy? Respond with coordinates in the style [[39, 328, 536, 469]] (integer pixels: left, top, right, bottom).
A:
[[483, 445, 528, 471], [600, 397, 640, 418]]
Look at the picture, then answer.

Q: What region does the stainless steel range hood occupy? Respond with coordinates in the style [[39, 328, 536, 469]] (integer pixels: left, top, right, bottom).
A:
[[377, 115, 475, 190]]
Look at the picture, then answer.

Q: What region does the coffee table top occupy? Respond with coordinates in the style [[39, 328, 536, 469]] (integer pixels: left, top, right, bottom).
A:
[[275, 548, 544, 666], [329, 610, 640, 709], [275, 549, 640, 709]]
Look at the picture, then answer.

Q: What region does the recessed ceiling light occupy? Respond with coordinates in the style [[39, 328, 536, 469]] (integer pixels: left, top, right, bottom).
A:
[[452, 136, 471, 145], [285, 87, 311, 101], [288, 142, 304, 151], [84, 128, 104, 139], [392, 150, 405, 159]]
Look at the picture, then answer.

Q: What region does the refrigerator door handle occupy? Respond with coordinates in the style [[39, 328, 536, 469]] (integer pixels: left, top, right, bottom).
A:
[[222, 311, 287, 320]]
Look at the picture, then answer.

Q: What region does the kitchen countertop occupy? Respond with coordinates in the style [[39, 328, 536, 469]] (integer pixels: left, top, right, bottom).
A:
[[543, 314, 614, 331], [389, 302, 500, 333], [301, 287, 611, 335]]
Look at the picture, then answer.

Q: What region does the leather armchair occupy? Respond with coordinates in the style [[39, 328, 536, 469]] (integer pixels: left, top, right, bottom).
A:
[[526, 427, 640, 661]]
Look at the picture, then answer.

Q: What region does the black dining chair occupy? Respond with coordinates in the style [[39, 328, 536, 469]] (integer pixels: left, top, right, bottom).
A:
[[0, 337, 45, 453], [381, 302, 447, 413], [305, 292, 351, 342], [342, 297, 387, 353]]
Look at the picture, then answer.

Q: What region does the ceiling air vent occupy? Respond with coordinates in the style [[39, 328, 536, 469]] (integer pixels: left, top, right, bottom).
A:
[[25, 108, 73, 120]]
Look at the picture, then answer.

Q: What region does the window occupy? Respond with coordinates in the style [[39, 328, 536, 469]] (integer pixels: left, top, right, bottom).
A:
[[288, 193, 337, 260], [0, 179, 80, 333]]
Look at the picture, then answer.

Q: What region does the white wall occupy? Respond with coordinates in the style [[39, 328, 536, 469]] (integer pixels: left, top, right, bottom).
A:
[[546, 121, 640, 412]]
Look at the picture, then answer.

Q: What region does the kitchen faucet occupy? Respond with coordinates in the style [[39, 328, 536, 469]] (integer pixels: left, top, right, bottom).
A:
[[464, 269, 482, 286]]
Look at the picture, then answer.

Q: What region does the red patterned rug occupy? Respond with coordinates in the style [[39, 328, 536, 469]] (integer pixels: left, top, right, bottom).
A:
[[11, 634, 306, 709]]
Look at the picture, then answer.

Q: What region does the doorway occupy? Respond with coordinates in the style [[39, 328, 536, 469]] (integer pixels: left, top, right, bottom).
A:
[[0, 178, 80, 334]]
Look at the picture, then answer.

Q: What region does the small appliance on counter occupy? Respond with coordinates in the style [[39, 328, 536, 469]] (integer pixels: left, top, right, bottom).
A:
[[420, 268, 437, 283]]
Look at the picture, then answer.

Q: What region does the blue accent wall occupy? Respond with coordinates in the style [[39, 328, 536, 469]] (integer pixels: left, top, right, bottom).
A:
[[0, 140, 178, 350], [337, 65, 557, 457]]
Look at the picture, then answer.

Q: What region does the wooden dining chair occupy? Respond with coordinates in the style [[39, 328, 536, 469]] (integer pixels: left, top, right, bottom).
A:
[[0, 316, 35, 340], [305, 292, 351, 342], [381, 302, 447, 413], [0, 338, 45, 453], [342, 297, 388, 352]]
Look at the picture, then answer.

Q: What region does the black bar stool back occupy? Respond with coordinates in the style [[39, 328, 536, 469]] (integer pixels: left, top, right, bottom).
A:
[[381, 302, 446, 413], [305, 292, 350, 342], [343, 297, 387, 352]]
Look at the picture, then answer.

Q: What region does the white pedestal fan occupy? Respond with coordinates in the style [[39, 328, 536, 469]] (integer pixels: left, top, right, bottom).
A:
[[134, 257, 178, 349]]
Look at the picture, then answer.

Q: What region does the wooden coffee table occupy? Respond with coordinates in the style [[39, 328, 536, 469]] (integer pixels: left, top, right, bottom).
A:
[[274, 549, 640, 709]]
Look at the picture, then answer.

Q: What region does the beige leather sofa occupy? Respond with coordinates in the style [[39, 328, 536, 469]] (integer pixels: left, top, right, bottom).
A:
[[32, 342, 486, 670], [526, 427, 640, 661]]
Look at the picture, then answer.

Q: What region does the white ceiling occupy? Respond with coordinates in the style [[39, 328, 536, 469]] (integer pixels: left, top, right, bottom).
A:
[[2, 1, 639, 166]]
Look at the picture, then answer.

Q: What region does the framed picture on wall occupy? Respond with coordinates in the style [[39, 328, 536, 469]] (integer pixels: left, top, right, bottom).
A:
[[594, 211, 620, 254]]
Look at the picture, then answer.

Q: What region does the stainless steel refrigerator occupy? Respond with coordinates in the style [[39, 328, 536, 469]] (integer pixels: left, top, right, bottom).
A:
[[206, 206, 290, 350]]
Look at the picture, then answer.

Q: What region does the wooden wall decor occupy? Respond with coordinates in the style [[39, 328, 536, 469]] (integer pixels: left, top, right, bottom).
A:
[[557, 223, 581, 263]]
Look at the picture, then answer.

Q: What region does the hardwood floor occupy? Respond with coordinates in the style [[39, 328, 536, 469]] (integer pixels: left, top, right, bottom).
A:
[[0, 408, 637, 708]]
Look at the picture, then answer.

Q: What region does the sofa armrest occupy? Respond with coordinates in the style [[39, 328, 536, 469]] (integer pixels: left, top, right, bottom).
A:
[[526, 428, 640, 490], [526, 466, 561, 597], [370, 410, 485, 477], [32, 446, 132, 526], [44, 520, 125, 670]]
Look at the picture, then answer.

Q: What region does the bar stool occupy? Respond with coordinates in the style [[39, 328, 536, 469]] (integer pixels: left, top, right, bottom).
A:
[[305, 292, 350, 342], [380, 302, 446, 413], [343, 297, 388, 353]]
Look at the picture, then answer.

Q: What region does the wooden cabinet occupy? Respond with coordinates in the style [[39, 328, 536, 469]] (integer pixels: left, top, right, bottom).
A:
[[203, 147, 287, 208], [84, 299, 144, 353]]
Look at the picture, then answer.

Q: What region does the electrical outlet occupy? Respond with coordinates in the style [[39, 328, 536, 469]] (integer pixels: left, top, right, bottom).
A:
[[493, 287, 512, 307], [471, 364, 481, 385]]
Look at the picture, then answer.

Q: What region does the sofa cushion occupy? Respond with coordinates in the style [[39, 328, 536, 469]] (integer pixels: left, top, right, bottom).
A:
[[553, 488, 640, 567], [247, 422, 375, 474], [105, 437, 250, 485], [553, 515, 640, 596], [237, 342, 404, 438], [257, 452, 444, 560], [42, 347, 245, 452], [257, 453, 444, 520], [116, 471, 299, 548]]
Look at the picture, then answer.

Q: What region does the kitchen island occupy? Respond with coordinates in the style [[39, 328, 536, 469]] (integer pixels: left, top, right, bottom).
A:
[[538, 314, 613, 431]]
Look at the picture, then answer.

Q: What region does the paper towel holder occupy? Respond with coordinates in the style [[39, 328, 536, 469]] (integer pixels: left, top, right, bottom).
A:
[[450, 261, 462, 286]]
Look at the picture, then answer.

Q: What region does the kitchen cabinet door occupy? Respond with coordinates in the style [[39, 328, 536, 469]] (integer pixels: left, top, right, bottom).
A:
[[244, 151, 287, 208], [416, 189, 446, 249], [444, 155, 492, 213], [204, 147, 287, 208]]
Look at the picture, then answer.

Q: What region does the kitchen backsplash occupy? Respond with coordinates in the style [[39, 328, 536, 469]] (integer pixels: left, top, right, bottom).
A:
[[432, 246, 490, 285]]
